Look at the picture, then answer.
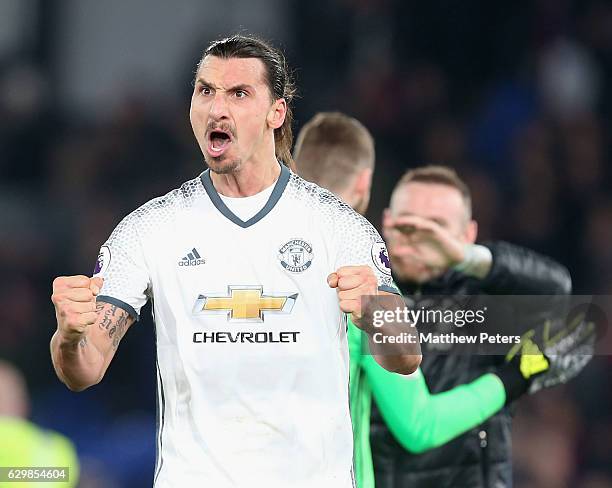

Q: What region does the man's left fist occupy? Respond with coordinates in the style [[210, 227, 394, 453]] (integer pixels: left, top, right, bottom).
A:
[[327, 265, 378, 319]]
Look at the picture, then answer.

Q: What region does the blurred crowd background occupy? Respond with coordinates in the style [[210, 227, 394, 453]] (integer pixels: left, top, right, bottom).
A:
[[1, 0, 611, 487]]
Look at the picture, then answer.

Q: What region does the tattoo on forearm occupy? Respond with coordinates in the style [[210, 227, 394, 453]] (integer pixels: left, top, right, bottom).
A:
[[97, 303, 131, 349], [98, 304, 114, 331], [109, 309, 130, 349]]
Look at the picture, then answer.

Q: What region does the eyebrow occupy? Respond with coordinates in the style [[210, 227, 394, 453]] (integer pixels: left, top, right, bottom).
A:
[[195, 79, 255, 93]]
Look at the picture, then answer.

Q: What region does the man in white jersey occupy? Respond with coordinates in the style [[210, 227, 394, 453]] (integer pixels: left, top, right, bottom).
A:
[[49, 35, 421, 488]]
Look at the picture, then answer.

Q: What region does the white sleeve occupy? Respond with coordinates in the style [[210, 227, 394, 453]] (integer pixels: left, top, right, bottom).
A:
[[334, 207, 399, 294], [92, 213, 150, 320]]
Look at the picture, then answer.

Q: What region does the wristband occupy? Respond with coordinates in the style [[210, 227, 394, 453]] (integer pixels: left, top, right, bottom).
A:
[[453, 244, 492, 275], [495, 361, 530, 404]]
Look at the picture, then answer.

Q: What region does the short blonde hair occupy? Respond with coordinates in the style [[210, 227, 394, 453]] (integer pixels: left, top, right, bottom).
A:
[[293, 112, 374, 193], [394, 165, 472, 218]]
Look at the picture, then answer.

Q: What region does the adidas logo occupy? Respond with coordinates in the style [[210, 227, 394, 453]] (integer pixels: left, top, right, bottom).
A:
[[178, 248, 206, 267]]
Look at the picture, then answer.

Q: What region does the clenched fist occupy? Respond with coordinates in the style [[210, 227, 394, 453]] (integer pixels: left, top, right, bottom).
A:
[[327, 265, 378, 321], [51, 275, 104, 341]]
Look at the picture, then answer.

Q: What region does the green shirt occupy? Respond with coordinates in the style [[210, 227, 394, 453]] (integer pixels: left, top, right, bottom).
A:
[[348, 321, 506, 488], [0, 417, 79, 488]]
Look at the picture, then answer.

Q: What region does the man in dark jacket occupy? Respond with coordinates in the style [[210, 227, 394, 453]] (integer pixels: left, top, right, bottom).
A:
[[372, 165, 576, 488]]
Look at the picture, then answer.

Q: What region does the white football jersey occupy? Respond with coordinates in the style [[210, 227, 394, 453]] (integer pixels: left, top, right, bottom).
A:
[[94, 164, 396, 488]]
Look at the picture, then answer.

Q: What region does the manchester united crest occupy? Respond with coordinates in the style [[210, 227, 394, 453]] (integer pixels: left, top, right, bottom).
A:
[[278, 239, 314, 273]]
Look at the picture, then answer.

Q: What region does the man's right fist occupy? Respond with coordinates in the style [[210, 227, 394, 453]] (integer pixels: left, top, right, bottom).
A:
[[51, 275, 104, 340]]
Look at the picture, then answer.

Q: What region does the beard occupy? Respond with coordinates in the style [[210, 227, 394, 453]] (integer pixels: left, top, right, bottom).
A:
[[205, 155, 242, 174], [201, 118, 240, 174]]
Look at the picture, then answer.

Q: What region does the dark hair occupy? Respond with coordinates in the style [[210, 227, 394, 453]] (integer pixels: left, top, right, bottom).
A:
[[293, 112, 374, 191], [396, 165, 472, 218], [198, 35, 297, 169]]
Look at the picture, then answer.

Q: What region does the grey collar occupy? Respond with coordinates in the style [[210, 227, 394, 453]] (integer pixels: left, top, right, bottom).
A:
[[200, 163, 290, 228]]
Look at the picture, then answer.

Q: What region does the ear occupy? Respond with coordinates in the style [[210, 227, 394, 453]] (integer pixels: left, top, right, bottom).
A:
[[465, 219, 478, 244], [267, 98, 287, 130], [354, 167, 373, 199]]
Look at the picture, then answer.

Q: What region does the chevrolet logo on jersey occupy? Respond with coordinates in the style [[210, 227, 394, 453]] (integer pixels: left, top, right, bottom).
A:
[[193, 286, 298, 322]]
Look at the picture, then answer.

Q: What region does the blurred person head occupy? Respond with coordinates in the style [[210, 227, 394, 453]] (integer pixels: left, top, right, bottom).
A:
[[538, 38, 600, 122], [387, 165, 477, 283], [0, 360, 79, 486], [293, 112, 374, 214], [0, 361, 29, 418], [191, 35, 296, 174]]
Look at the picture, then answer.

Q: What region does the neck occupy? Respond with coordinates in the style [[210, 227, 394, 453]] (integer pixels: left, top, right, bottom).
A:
[[210, 155, 281, 197]]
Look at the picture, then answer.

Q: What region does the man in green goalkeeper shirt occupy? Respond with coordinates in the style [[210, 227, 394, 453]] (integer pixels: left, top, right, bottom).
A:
[[293, 112, 580, 488]]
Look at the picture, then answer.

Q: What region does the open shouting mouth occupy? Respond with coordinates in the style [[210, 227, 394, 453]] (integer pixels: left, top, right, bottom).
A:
[[207, 128, 233, 157]]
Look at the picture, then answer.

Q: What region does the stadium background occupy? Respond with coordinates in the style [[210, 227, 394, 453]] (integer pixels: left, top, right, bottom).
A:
[[1, 0, 611, 486]]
